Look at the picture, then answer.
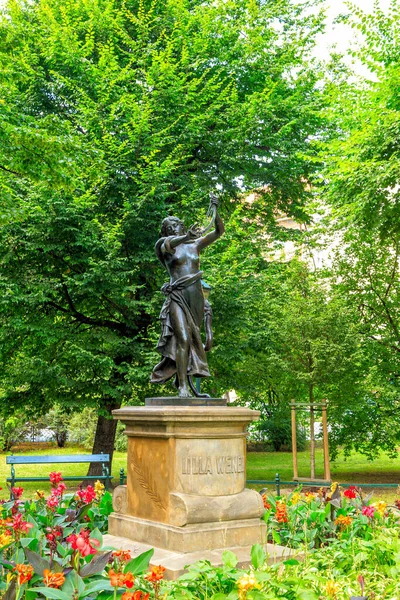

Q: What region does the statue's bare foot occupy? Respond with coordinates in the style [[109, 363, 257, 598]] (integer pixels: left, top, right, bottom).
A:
[[178, 386, 193, 398]]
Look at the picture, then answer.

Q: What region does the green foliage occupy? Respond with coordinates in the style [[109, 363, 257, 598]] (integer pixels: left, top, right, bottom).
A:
[[0, 0, 327, 455], [0, 413, 27, 452], [43, 406, 69, 448], [68, 408, 127, 451], [253, 404, 306, 452], [168, 529, 400, 599], [319, 0, 400, 458], [67, 409, 98, 450], [0, 478, 153, 600]]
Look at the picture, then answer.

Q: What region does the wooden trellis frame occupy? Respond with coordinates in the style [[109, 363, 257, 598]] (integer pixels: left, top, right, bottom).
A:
[[290, 399, 331, 483]]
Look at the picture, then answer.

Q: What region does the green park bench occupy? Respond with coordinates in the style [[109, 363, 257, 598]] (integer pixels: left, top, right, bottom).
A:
[[6, 453, 112, 491]]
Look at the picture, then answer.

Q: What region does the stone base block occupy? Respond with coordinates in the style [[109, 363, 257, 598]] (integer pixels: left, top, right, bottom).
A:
[[108, 512, 266, 554], [103, 533, 294, 580], [145, 397, 227, 407]]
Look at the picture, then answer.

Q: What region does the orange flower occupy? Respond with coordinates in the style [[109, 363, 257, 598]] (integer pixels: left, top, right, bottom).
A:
[[112, 549, 132, 563], [43, 569, 65, 589], [144, 565, 166, 582], [122, 592, 150, 600], [124, 572, 135, 589], [275, 500, 288, 523], [335, 515, 352, 530], [261, 494, 271, 510], [108, 569, 135, 588], [14, 564, 34, 585]]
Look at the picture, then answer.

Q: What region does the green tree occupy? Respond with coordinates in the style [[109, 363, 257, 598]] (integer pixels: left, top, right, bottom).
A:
[[320, 0, 400, 457], [0, 0, 327, 470], [206, 241, 362, 469]]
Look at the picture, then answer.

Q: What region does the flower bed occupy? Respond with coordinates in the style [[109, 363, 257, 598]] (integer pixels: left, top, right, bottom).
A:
[[0, 473, 165, 600], [1, 476, 400, 599], [262, 484, 400, 550]]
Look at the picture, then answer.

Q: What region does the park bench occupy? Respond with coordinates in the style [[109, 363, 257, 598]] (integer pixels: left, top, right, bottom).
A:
[[6, 453, 112, 491]]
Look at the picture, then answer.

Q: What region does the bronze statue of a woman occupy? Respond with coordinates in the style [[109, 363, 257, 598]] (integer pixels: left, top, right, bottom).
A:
[[151, 196, 224, 397]]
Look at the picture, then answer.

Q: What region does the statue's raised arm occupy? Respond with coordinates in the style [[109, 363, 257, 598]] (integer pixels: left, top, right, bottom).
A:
[[151, 195, 224, 398], [195, 194, 225, 252]]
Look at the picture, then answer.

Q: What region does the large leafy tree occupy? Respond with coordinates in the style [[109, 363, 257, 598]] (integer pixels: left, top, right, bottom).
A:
[[0, 0, 326, 468], [319, 0, 400, 457]]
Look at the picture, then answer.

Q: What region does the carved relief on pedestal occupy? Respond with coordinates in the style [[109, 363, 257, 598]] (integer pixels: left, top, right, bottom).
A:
[[131, 456, 167, 514], [112, 485, 128, 514]]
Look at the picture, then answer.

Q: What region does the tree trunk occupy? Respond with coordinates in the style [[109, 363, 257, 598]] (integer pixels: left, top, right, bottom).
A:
[[309, 385, 315, 480], [87, 401, 121, 479], [56, 431, 67, 448]]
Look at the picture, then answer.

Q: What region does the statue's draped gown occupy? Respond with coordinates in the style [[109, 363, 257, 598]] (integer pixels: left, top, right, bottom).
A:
[[150, 239, 210, 385]]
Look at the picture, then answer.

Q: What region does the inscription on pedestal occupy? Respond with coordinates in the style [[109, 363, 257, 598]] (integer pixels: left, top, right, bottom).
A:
[[182, 455, 245, 475], [175, 437, 247, 495]]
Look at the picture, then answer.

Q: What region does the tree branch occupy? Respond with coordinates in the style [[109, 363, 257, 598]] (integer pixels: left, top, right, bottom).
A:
[[0, 164, 23, 177]]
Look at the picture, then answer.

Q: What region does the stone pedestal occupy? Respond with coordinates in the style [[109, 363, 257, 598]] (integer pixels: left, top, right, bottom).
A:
[[108, 405, 268, 576]]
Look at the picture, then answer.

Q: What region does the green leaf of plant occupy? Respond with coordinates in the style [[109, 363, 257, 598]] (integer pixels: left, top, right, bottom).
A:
[[124, 548, 154, 575], [56, 542, 68, 558], [84, 581, 115, 596], [80, 551, 113, 578], [20, 538, 39, 551], [222, 550, 238, 569], [296, 591, 318, 600], [89, 528, 103, 547], [272, 531, 282, 545], [30, 588, 70, 600], [283, 559, 300, 566], [250, 544, 266, 570]]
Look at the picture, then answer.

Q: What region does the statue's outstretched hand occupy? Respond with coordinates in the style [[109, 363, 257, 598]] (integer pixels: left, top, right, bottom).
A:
[[209, 192, 219, 207], [186, 223, 202, 240]]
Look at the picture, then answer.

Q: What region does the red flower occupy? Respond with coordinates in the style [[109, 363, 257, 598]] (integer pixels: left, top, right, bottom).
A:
[[11, 513, 33, 534], [343, 486, 357, 499], [76, 485, 96, 504], [49, 472, 63, 486], [11, 487, 24, 500], [362, 505, 375, 518], [46, 527, 63, 551], [52, 482, 67, 497], [67, 529, 100, 557], [144, 565, 166, 582], [46, 496, 59, 510]]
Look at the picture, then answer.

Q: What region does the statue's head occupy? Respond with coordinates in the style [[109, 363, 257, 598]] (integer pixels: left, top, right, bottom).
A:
[[161, 216, 185, 237]]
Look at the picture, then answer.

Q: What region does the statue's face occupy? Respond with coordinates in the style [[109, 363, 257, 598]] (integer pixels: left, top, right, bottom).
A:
[[166, 217, 185, 236]]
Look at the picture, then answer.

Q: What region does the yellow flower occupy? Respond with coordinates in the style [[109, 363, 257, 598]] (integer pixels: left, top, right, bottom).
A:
[[0, 532, 12, 548], [330, 482, 339, 493], [237, 573, 261, 598], [326, 580, 340, 597], [305, 491, 315, 503], [94, 480, 105, 497], [290, 491, 302, 506], [375, 501, 387, 517], [35, 490, 45, 500]]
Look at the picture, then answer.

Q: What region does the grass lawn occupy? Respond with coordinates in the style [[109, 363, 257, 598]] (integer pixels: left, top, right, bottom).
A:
[[1, 443, 399, 501]]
